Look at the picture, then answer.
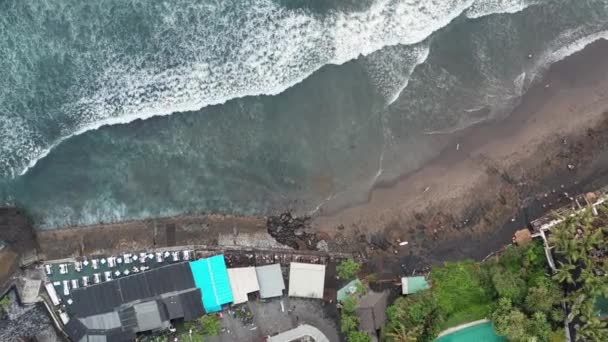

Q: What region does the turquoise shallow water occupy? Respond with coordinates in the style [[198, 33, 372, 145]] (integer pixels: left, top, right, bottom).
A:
[[2, 0, 608, 228], [436, 322, 506, 342]]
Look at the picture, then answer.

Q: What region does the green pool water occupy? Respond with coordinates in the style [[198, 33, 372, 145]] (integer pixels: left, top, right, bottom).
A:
[[436, 322, 506, 342]]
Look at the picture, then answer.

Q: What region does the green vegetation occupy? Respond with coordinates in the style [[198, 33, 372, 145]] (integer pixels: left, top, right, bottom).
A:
[[382, 204, 608, 341], [385, 291, 443, 341], [339, 285, 371, 342], [0, 295, 9, 318], [179, 314, 222, 341], [337, 259, 361, 280], [384, 240, 565, 341], [548, 207, 608, 341]]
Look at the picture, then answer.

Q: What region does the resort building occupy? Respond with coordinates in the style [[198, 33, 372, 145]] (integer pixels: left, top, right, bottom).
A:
[[288, 262, 325, 299], [255, 263, 285, 299], [227, 266, 260, 304], [356, 290, 390, 339], [42, 249, 337, 341]]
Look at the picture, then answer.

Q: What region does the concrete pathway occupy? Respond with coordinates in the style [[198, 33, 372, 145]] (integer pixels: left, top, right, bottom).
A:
[[268, 324, 329, 342]]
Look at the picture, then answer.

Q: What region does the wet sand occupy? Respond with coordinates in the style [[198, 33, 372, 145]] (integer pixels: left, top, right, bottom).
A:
[[314, 39, 608, 269]]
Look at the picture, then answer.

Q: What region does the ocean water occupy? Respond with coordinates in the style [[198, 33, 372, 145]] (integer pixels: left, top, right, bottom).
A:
[[1, 0, 608, 228]]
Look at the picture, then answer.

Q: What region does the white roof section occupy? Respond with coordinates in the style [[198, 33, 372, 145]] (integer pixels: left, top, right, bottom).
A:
[[228, 267, 260, 304], [45, 282, 61, 306], [288, 263, 325, 299], [255, 264, 285, 299]]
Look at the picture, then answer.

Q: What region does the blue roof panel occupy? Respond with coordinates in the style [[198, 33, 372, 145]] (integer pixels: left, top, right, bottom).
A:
[[189, 255, 233, 312]]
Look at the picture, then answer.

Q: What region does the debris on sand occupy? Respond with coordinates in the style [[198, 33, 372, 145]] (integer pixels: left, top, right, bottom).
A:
[[267, 212, 319, 250]]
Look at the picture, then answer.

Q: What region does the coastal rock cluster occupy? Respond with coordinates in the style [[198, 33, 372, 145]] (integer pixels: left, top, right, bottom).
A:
[[266, 212, 318, 250]]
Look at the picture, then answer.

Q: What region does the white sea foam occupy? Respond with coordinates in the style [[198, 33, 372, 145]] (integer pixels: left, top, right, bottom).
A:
[[534, 28, 608, 73], [363, 43, 431, 105], [4, 0, 591, 179], [12, 0, 475, 177], [466, 0, 539, 19]]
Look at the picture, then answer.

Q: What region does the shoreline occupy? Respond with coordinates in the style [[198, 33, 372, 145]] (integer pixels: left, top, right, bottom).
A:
[[312, 39, 608, 268], [19, 40, 608, 271]]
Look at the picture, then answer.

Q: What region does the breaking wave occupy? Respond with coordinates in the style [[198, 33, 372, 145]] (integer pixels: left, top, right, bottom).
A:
[[465, 0, 540, 19], [2, 0, 476, 178], [0, 0, 586, 179]]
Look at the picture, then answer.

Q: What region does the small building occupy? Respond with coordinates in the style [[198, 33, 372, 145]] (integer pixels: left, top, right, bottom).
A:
[[514, 229, 532, 246], [337, 279, 362, 302], [227, 267, 260, 304], [288, 262, 325, 299], [255, 264, 285, 299], [401, 276, 430, 295], [189, 255, 234, 312], [356, 290, 389, 338]]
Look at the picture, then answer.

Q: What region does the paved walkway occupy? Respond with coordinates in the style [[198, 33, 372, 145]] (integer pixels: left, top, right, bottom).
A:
[[268, 324, 329, 342]]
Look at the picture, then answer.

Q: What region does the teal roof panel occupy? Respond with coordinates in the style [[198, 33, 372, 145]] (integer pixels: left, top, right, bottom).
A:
[[189, 255, 233, 312]]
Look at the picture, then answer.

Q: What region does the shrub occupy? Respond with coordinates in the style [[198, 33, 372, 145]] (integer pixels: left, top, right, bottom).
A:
[[347, 330, 371, 342], [431, 260, 492, 316], [524, 284, 562, 314], [337, 259, 361, 280], [490, 266, 527, 305], [341, 314, 358, 333], [199, 314, 221, 336], [385, 291, 444, 341]]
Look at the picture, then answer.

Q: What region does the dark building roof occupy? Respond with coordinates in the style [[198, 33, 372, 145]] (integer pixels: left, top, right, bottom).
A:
[[70, 262, 196, 318], [71, 281, 123, 317], [118, 306, 138, 332], [65, 318, 88, 342], [356, 290, 389, 334], [103, 328, 136, 342], [145, 262, 195, 296], [157, 288, 205, 322], [160, 295, 184, 320], [118, 272, 152, 302], [179, 288, 206, 321], [323, 261, 337, 301]]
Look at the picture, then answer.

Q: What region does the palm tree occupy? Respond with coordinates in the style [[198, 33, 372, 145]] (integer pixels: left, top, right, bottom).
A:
[[575, 301, 608, 341], [554, 262, 576, 285], [386, 323, 421, 342]]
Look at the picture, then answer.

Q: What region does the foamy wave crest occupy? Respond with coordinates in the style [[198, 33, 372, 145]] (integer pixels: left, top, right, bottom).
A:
[[535, 28, 608, 72], [363, 43, 430, 105], [466, 0, 539, 19], [7, 0, 476, 177]]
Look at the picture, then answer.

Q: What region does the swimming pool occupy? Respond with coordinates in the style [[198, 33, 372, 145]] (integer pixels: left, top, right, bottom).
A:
[[436, 322, 506, 342]]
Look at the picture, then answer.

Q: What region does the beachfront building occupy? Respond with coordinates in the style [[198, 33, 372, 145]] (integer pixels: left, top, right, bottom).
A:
[[356, 290, 390, 339], [401, 276, 430, 295], [288, 262, 325, 299], [62, 256, 229, 341], [45, 250, 335, 341], [189, 255, 233, 312], [227, 266, 260, 304], [255, 263, 285, 299]]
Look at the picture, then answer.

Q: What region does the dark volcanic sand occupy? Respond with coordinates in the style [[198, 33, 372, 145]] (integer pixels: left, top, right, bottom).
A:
[[314, 39, 608, 276]]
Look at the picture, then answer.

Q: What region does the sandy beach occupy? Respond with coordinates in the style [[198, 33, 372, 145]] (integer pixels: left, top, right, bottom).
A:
[[314, 39, 608, 268]]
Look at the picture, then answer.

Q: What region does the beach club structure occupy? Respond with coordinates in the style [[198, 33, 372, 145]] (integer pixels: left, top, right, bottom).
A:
[[46, 253, 328, 342]]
